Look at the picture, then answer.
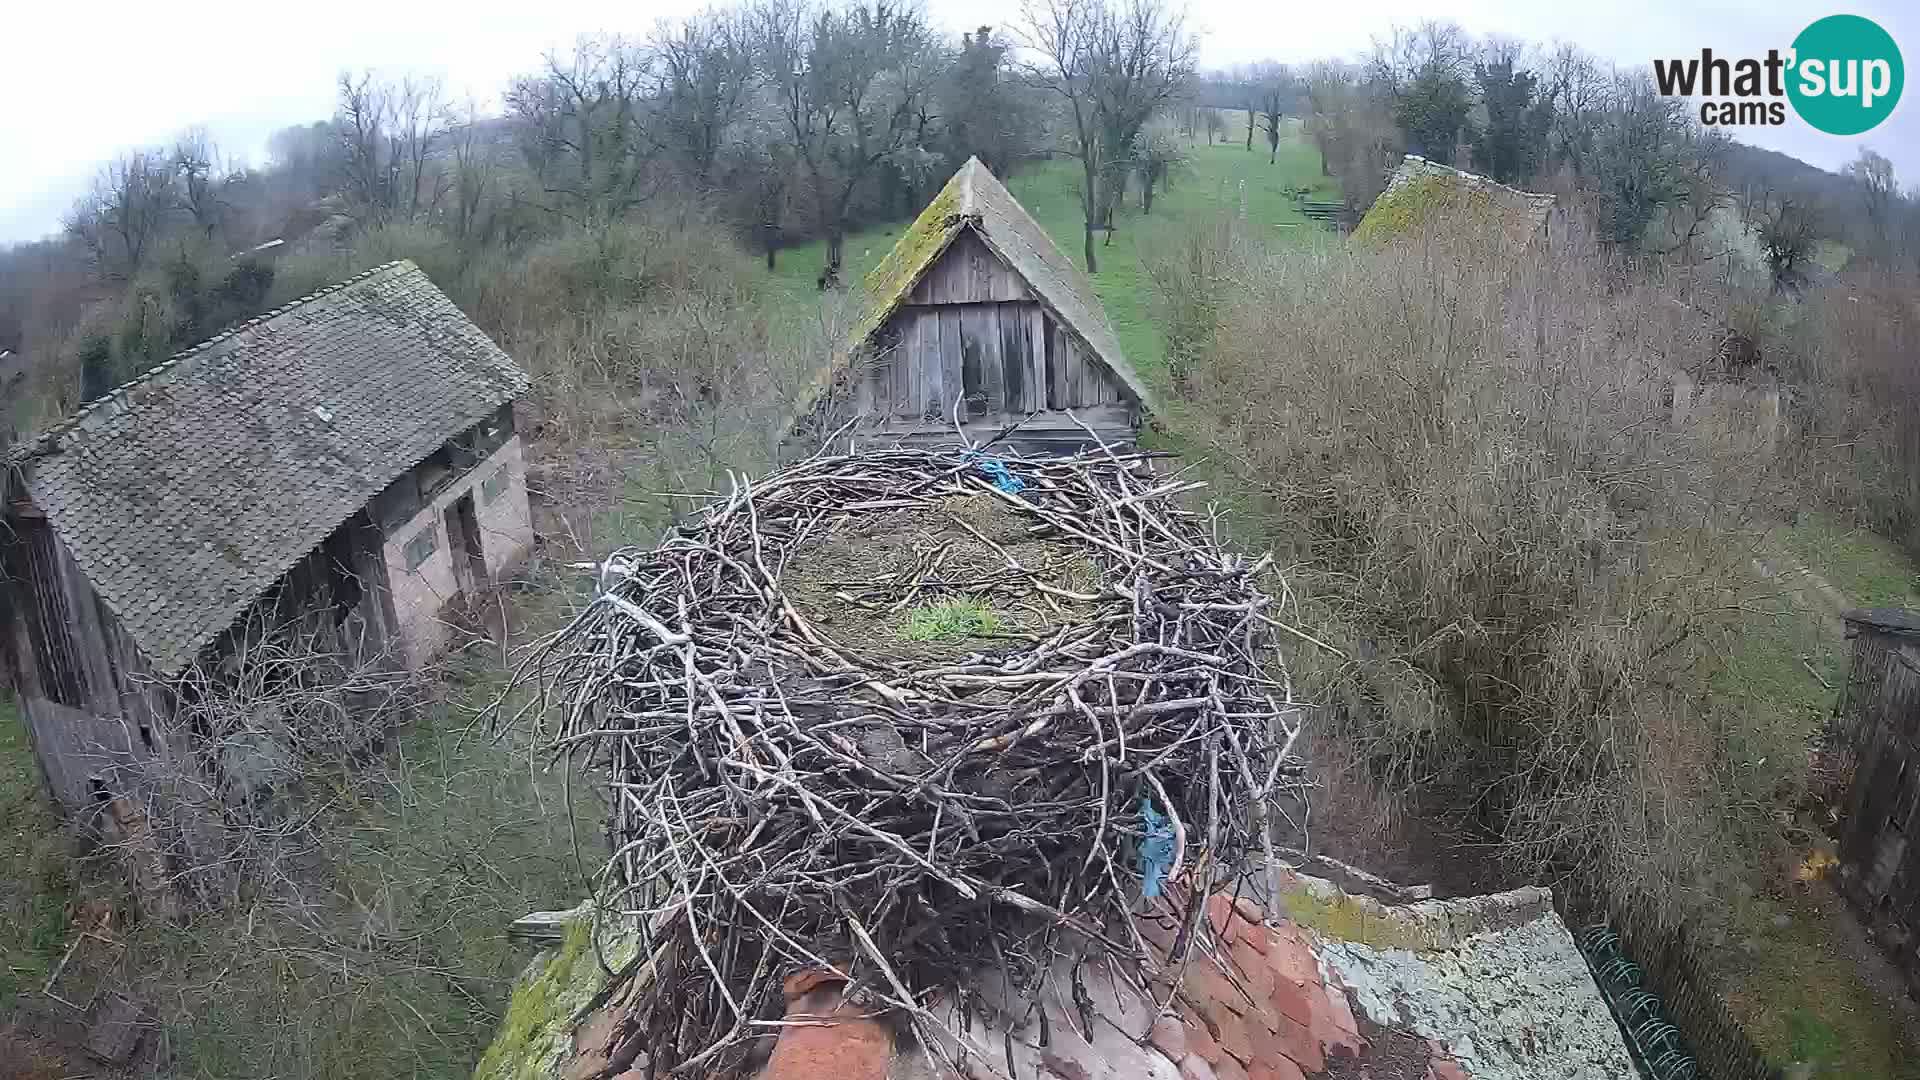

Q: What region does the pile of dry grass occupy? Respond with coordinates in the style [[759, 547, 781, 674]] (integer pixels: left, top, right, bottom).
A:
[[503, 443, 1309, 1075]]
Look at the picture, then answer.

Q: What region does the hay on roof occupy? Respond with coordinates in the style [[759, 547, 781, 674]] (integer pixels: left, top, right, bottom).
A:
[[504, 441, 1310, 1076]]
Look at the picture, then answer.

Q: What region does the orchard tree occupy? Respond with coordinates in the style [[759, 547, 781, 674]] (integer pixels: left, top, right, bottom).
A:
[[1249, 62, 1295, 165], [755, 0, 941, 284], [507, 38, 658, 225], [1133, 123, 1187, 212], [1021, 0, 1196, 272], [653, 10, 757, 188]]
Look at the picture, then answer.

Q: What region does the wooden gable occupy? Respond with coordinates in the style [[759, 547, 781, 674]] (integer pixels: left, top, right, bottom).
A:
[[852, 228, 1134, 448]]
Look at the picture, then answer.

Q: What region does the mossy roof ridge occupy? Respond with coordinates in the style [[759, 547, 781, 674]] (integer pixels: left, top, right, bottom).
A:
[[1356, 154, 1555, 250]]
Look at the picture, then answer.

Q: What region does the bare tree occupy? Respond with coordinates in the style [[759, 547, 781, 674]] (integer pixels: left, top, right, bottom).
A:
[[753, 0, 940, 284], [66, 150, 180, 279], [1847, 147, 1897, 262], [391, 76, 452, 224], [334, 72, 449, 227], [336, 72, 393, 224], [653, 9, 758, 188], [1132, 123, 1186, 212], [1368, 20, 1474, 163], [1020, 0, 1197, 272], [1588, 71, 1728, 253], [1302, 61, 1400, 211], [448, 103, 500, 243], [172, 127, 226, 240], [1756, 194, 1819, 295], [1543, 43, 1609, 175], [1249, 62, 1293, 165], [507, 38, 658, 225]]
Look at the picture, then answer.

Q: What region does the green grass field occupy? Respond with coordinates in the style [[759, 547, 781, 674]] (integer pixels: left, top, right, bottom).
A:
[[760, 123, 1337, 379], [1778, 512, 1920, 609]]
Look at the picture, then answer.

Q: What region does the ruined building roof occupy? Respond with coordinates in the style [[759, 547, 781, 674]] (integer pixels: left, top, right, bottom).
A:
[[8, 260, 528, 677], [1356, 155, 1556, 250], [825, 156, 1156, 413]]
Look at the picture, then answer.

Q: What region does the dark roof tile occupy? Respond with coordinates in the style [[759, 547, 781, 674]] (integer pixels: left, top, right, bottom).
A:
[[12, 260, 528, 676]]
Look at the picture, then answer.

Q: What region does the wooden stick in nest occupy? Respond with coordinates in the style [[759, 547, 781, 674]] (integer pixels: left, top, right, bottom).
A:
[[496, 444, 1313, 1076]]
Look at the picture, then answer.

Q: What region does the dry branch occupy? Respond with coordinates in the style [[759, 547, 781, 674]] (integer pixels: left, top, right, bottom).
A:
[[502, 444, 1307, 1076]]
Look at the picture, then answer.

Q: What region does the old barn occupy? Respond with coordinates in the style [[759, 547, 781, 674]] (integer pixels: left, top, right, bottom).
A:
[[1835, 607, 1920, 996], [811, 156, 1155, 454], [0, 260, 533, 817]]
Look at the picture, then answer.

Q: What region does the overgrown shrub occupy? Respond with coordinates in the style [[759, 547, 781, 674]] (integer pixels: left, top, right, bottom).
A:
[[1172, 218, 1798, 924], [1144, 212, 1246, 390], [1778, 269, 1920, 559]]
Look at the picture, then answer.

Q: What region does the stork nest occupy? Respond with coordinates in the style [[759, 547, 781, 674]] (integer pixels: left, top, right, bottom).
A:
[[507, 443, 1312, 1076]]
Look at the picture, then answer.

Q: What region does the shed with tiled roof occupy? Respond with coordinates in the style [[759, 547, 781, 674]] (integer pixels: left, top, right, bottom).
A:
[[1, 260, 535, 822]]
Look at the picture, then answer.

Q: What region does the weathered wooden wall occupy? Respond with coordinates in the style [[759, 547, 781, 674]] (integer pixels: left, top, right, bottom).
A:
[[1, 512, 166, 810], [1836, 626, 1920, 993], [854, 230, 1134, 450]]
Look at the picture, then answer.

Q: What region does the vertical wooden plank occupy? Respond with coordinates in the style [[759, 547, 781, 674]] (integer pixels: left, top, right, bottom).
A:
[[960, 307, 983, 417], [1028, 307, 1047, 412], [971, 237, 994, 302], [1055, 324, 1079, 408], [855, 357, 874, 416], [909, 312, 929, 420], [999, 302, 1028, 415], [1043, 314, 1062, 410], [894, 313, 915, 416], [937, 307, 964, 421], [974, 306, 1003, 418]]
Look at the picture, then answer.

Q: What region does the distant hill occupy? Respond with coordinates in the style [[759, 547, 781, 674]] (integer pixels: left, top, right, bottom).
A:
[[1719, 140, 1855, 208]]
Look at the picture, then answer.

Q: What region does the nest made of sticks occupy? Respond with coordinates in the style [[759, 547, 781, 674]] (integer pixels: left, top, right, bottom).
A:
[[509, 443, 1311, 1076]]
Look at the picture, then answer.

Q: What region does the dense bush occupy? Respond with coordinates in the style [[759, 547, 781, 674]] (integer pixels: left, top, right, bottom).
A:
[[1171, 218, 1800, 924], [1778, 270, 1920, 560]]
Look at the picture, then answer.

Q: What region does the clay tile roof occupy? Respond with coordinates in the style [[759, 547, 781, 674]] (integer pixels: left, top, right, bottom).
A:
[[817, 156, 1157, 415], [9, 260, 528, 677]]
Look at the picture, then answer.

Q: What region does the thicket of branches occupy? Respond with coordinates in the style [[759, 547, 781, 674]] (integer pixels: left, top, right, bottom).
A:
[[1166, 208, 1800, 929]]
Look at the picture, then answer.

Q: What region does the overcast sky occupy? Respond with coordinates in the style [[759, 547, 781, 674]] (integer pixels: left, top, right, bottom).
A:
[[1, 0, 1912, 245]]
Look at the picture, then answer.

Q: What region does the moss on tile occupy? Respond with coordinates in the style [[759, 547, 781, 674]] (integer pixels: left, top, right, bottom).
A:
[[1281, 888, 1431, 951], [472, 918, 622, 1080]]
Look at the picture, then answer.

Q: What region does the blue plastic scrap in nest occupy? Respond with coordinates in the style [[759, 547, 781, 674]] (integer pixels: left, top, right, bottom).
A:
[[1138, 796, 1177, 899], [965, 450, 1026, 494]]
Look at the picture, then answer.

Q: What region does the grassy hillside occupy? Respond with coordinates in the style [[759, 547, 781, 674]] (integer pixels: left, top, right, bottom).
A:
[[762, 124, 1337, 378]]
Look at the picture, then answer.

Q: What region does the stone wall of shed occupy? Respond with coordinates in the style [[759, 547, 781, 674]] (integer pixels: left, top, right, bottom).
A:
[[380, 434, 533, 666], [474, 435, 534, 579]]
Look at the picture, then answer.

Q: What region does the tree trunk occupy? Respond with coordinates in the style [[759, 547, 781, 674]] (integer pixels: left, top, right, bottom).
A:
[[1143, 176, 1155, 213], [1083, 220, 1099, 273], [764, 225, 780, 271], [826, 230, 845, 279], [1246, 110, 1254, 150]]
